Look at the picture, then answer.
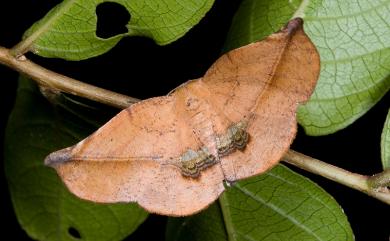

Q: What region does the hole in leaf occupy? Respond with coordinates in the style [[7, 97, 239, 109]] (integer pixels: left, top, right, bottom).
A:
[[96, 2, 130, 39], [68, 227, 81, 239]]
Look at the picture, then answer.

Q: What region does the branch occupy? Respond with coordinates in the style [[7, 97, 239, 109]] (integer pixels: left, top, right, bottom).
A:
[[0, 46, 138, 109], [367, 169, 390, 190], [1, 45, 389, 205], [283, 150, 390, 205]]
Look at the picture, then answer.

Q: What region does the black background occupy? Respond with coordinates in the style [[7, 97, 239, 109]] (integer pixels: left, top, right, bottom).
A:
[[1, 0, 389, 240]]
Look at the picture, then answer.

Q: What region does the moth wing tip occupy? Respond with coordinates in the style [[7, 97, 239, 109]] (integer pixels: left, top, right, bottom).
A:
[[44, 147, 73, 167]]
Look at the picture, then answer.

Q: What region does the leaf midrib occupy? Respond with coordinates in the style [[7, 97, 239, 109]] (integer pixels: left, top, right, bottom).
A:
[[19, 0, 79, 52], [233, 183, 324, 241]]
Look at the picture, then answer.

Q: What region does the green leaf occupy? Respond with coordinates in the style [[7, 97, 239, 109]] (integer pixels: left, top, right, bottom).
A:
[[4, 77, 148, 241], [21, 0, 214, 60], [381, 108, 390, 169], [166, 165, 353, 241], [165, 203, 227, 241], [224, 0, 390, 135]]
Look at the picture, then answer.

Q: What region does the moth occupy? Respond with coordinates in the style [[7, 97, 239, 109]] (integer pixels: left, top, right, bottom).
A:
[[45, 18, 320, 216]]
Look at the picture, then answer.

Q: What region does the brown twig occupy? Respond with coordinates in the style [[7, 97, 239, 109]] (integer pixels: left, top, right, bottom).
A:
[[283, 150, 390, 205], [0, 46, 138, 109]]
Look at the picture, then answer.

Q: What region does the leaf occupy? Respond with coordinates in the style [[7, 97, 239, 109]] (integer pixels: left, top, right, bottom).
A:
[[21, 0, 215, 60], [224, 0, 390, 135], [165, 203, 227, 241], [45, 18, 320, 216], [166, 165, 353, 241], [381, 108, 390, 169], [4, 77, 148, 241]]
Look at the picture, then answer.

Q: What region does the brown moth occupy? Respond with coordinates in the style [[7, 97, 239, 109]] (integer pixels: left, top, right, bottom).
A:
[[45, 18, 320, 216]]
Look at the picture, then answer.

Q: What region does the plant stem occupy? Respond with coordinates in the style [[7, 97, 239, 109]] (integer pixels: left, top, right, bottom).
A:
[[0, 46, 139, 109], [0, 45, 389, 205], [367, 169, 390, 190], [283, 150, 390, 205]]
